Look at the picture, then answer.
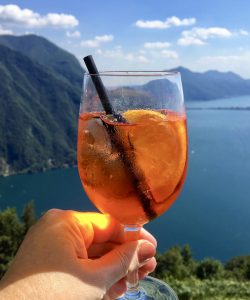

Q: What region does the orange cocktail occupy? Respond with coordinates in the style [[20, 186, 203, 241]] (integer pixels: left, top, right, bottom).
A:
[[78, 109, 187, 225]]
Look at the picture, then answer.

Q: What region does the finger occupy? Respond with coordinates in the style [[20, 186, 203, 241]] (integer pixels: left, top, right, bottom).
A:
[[138, 257, 157, 275], [87, 233, 156, 259], [139, 228, 157, 247], [73, 212, 157, 248], [88, 242, 119, 258], [88, 243, 157, 263], [91, 240, 156, 289], [104, 258, 156, 298], [72, 212, 123, 248], [105, 278, 127, 300], [138, 270, 149, 280]]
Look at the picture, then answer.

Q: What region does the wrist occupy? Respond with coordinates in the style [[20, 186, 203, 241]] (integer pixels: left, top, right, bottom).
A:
[[0, 279, 34, 299], [0, 271, 104, 300]]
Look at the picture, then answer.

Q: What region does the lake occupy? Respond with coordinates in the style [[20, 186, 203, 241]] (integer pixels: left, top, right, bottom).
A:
[[1, 95, 250, 262]]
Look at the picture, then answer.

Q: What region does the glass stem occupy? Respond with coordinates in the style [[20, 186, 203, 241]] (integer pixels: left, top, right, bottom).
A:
[[123, 225, 142, 299]]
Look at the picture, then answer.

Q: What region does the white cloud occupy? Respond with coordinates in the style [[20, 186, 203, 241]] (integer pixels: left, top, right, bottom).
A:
[[138, 55, 149, 62], [161, 49, 178, 59], [194, 27, 232, 39], [98, 47, 130, 59], [238, 29, 249, 36], [81, 34, 113, 48], [81, 39, 99, 48], [196, 53, 250, 78], [135, 16, 196, 29], [0, 25, 13, 35], [95, 49, 103, 55], [96, 47, 149, 64], [66, 30, 81, 38], [143, 48, 179, 62], [0, 4, 78, 28], [95, 35, 113, 42], [144, 42, 171, 49], [200, 55, 242, 63], [178, 36, 205, 46], [178, 27, 232, 46]]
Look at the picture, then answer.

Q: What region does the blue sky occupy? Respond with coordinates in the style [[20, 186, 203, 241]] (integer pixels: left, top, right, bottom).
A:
[[1, 0, 250, 77]]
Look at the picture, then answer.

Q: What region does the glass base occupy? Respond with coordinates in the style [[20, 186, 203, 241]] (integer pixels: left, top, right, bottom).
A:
[[117, 276, 178, 300]]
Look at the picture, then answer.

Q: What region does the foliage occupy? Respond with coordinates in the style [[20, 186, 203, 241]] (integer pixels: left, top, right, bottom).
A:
[[155, 245, 191, 279], [196, 258, 223, 280], [21, 200, 36, 235], [181, 244, 193, 265], [0, 202, 36, 278], [225, 255, 250, 280], [153, 245, 196, 280], [0, 34, 83, 176], [154, 245, 250, 299], [164, 276, 250, 300]]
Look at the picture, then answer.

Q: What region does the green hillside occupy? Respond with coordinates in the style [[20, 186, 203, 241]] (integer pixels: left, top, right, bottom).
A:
[[0, 34, 83, 88], [0, 35, 83, 176]]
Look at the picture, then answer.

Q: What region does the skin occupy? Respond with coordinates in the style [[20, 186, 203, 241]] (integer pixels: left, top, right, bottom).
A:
[[0, 209, 157, 300]]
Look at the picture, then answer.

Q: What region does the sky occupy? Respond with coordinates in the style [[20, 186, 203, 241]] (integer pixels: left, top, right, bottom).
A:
[[1, 0, 250, 77]]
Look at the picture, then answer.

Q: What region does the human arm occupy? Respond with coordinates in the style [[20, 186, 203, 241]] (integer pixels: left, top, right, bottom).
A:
[[0, 209, 156, 300]]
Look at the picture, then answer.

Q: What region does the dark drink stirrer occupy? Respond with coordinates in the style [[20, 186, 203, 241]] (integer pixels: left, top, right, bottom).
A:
[[83, 55, 156, 220]]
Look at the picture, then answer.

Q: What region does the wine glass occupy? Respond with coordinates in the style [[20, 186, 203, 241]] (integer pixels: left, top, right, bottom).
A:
[[77, 56, 187, 299]]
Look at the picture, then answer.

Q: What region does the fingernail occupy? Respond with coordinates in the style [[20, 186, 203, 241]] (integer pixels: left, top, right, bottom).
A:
[[138, 242, 156, 263]]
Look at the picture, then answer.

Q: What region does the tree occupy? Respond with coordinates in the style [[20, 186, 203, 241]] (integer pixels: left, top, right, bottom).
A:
[[0, 202, 37, 279], [21, 200, 36, 235], [196, 258, 223, 280], [225, 255, 250, 280], [0, 236, 13, 277], [181, 244, 193, 265], [155, 246, 191, 279], [245, 263, 250, 280], [0, 208, 23, 278]]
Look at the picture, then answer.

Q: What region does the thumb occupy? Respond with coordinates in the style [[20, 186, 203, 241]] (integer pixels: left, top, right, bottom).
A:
[[94, 240, 155, 288]]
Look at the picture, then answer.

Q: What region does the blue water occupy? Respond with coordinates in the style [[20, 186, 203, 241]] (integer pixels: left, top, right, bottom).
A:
[[187, 94, 250, 108], [1, 96, 250, 262]]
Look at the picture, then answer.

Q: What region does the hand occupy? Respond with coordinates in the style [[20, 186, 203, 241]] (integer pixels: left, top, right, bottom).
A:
[[0, 209, 157, 299]]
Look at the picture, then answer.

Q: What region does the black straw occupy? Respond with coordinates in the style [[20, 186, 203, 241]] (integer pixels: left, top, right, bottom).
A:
[[83, 55, 157, 220], [83, 55, 114, 115], [83, 55, 127, 123]]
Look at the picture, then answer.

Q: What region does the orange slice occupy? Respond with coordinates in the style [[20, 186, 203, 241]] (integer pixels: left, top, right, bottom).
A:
[[122, 109, 187, 203]]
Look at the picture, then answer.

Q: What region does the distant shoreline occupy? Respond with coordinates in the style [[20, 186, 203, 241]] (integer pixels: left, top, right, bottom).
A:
[[0, 164, 77, 178], [187, 106, 250, 111]]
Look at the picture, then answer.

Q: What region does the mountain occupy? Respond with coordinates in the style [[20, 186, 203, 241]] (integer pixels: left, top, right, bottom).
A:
[[0, 34, 82, 88], [0, 35, 83, 176], [172, 67, 250, 101], [1, 34, 250, 176]]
